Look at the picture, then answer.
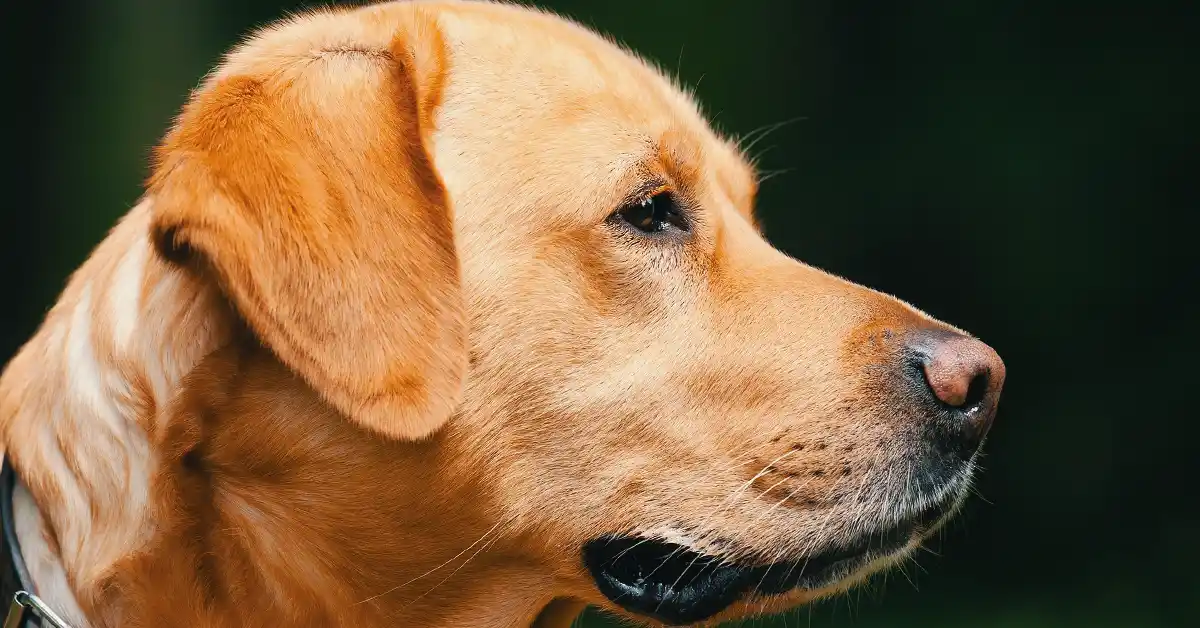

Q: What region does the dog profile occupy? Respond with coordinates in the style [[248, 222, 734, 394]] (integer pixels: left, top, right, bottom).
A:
[[0, 1, 1005, 626]]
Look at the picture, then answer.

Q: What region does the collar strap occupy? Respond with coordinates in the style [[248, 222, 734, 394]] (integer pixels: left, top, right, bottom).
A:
[[1, 458, 74, 628]]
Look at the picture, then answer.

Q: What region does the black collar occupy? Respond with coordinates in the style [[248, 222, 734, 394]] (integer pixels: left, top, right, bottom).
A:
[[2, 457, 67, 628]]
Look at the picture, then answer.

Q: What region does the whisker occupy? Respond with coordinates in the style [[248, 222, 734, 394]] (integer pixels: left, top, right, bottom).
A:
[[896, 562, 918, 591], [756, 168, 793, 185], [702, 447, 802, 532], [607, 535, 660, 564], [356, 513, 513, 605], [651, 450, 812, 608], [753, 472, 853, 594], [771, 446, 888, 588], [968, 484, 994, 506], [735, 116, 807, 156], [610, 439, 780, 585], [737, 475, 817, 543], [672, 440, 782, 539], [652, 551, 726, 615], [401, 514, 517, 609]]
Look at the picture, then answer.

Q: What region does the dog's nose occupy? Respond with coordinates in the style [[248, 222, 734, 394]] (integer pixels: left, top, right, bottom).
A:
[[909, 329, 1006, 451]]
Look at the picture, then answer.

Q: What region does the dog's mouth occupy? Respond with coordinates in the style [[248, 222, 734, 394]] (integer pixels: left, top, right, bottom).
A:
[[582, 498, 953, 625]]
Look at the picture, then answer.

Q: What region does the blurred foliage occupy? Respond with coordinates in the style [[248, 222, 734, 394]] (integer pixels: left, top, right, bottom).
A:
[[5, 1, 1198, 627]]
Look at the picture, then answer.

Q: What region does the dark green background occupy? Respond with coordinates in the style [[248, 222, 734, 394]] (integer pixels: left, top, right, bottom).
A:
[[5, 1, 1197, 626]]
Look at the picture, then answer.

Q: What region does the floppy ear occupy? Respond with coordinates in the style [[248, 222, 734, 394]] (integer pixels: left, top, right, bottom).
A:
[[146, 17, 464, 440]]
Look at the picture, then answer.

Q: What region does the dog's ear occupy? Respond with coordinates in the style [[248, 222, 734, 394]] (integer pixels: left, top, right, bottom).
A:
[[146, 14, 464, 440]]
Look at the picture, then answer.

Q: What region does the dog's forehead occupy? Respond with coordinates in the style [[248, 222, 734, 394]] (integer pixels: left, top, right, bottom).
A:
[[438, 5, 701, 134], [431, 1, 759, 222]]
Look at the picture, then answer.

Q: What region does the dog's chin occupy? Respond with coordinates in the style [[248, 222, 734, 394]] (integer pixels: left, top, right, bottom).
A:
[[582, 496, 956, 626]]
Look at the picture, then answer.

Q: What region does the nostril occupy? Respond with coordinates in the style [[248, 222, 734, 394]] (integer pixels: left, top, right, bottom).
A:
[[916, 331, 1003, 415], [923, 362, 991, 410], [961, 370, 989, 410], [921, 359, 974, 409]]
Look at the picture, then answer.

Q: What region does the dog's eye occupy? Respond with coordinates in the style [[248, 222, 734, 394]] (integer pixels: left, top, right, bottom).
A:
[[613, 191, 689, 235]]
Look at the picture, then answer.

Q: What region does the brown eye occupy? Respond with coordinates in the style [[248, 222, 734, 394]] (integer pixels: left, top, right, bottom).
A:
[[613, 192, 689, 235]]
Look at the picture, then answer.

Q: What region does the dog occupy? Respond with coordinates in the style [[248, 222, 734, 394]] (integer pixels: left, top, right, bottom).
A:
[[0, 1, 1005, 626]]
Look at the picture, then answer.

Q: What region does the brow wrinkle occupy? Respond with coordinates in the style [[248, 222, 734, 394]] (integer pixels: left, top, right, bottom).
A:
[[313, 45, 395, 62]]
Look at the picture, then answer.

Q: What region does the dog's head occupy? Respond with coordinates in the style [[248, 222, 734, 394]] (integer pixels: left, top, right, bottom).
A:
[[147, 2, 1004, 625]]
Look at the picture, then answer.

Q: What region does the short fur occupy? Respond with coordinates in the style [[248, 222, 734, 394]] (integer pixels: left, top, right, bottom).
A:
[[1, 1, 991, 626]]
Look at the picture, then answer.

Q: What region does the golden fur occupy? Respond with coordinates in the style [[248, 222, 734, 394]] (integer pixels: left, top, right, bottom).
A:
[[0, 1, 1002, 626]]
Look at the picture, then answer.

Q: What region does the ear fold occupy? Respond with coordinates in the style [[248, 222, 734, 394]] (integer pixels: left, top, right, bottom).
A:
[[147, 17, 464, 440]]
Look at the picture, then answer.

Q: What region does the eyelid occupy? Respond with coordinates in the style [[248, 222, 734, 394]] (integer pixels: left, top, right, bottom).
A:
[[618, 180, 672, 210], [643, 182, 671, 199]]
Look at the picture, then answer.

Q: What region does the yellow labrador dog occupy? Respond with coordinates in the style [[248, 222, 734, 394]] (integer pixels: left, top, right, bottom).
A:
[[0, 1, 1005, 626]]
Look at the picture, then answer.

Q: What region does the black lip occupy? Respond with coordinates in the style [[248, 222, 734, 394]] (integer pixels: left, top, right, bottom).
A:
[[583, 536, 752, 625], [583, 499, 951, 625]]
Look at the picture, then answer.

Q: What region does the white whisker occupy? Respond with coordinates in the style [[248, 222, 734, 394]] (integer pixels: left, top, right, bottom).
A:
[[355, 514, 513, 605]]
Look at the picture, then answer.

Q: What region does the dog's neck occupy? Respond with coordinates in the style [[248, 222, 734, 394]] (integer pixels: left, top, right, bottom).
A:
[[99, 341, 557, 626], [0, 199, 232, 624], [0, 199, 561, 626]]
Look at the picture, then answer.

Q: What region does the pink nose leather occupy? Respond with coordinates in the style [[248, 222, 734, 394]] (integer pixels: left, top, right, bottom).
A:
[[922, 335, 1005, 408]]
